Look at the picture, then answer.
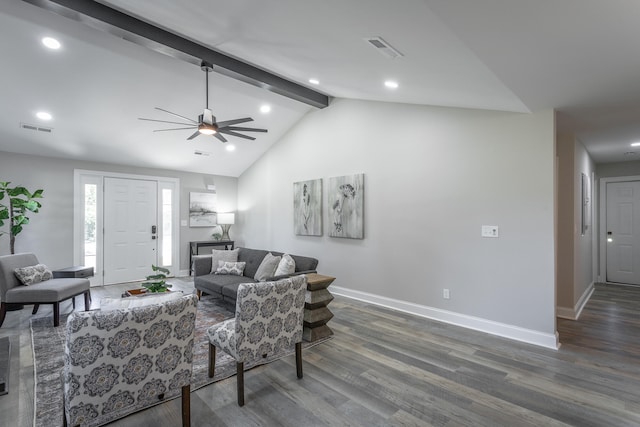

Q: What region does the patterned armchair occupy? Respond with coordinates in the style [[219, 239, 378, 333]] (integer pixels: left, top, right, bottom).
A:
[[207, 275, 306, 406], [62, 294, 198, 427]]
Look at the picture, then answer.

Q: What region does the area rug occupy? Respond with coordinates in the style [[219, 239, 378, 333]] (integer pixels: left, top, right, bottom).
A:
[[31, 296, 328, 426]]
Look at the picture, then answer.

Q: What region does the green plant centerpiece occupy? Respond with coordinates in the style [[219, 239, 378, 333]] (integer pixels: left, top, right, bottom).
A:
[[143, 265, 172, 293], [0, 181, 44, 254]]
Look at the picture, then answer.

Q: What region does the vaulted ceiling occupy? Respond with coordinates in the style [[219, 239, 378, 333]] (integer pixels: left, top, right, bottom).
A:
[[2, 0, 640, 176]]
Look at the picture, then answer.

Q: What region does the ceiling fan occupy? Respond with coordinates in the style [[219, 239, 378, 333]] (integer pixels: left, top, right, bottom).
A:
[[138, 61, 267, 143]]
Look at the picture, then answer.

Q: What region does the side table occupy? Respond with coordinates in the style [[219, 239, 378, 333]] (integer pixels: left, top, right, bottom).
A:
[[303, 273, 335, 342], [52, 266, 94, 279], [49, 266, 94, 310]]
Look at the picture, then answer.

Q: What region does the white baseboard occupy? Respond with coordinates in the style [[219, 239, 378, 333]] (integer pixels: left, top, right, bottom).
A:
[[331, 286, 560, 350], [178, 269, 190, 277], [556, 282, 594, 320]]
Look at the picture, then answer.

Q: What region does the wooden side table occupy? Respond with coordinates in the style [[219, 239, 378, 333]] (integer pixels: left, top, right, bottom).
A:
[[303, 273, 335, 342]]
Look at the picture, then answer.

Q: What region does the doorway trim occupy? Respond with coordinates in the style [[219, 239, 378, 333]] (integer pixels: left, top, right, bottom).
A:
[[73, 169, 180, 286], [598, 174, 640, 283]]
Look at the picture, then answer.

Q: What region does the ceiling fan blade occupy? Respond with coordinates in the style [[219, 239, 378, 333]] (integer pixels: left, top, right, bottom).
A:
[[216, 117, 253, 127], [155, 107, 198, 124], [224, 126, 268, 133], [139, 118, 196, 126], [152, 127, 198, 132], [187, 130, 201, 140], [214, 133, 228, 143], [218, 129, 256, 140]]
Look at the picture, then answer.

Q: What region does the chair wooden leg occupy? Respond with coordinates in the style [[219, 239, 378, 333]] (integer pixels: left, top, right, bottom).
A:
[[53, 302, 60, 327], [0, 303, 6, 328], [208, 343, 216, 378], [32, 304, 40, 315], [296, 342, 303, 379], [181, 384, 191, 427], [84, 291, 91, 311], [237, 362, 244, 406], [72, 296, 76, 309], [196, 290, 202, 300]]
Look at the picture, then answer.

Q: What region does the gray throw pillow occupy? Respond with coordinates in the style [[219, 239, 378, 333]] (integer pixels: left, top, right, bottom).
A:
[[210, 248, 239, 274], [14, 264, 53, 286], [254, 252, 282, 282]]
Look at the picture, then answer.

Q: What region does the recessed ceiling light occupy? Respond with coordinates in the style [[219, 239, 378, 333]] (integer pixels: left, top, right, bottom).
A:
[[260, 105, 271, 114], [384, 80, 399, 89], [631, 142, 640, 147], [36, 111, 52, 121], [226, 144, 236, 152], [42, 37, 61, 50], [308, 78, 320, 85]]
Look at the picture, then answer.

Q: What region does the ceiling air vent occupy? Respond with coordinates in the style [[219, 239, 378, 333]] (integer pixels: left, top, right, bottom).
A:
[[364, 37, 404, 59], [20, 122, 52, 133]]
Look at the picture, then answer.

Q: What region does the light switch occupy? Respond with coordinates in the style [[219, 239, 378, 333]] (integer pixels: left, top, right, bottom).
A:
[[482, 225, 499, 238]]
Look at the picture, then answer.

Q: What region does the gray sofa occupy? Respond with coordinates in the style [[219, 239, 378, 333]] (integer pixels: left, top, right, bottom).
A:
[[193, 247, 318, 306]]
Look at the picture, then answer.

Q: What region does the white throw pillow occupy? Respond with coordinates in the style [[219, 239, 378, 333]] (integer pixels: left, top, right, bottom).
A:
[[274, 254, 296, 277], [210, 248, 239, 274], [100, 291, 183, 311], [254, 252, 282, 282]]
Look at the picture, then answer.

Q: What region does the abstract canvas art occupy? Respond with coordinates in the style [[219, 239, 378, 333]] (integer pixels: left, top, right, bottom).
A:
[[329, 173, 364, 239], [293, 179, 322, 236], [189, 191, 217, 227]]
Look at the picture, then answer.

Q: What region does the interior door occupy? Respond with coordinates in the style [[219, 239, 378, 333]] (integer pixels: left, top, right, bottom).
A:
[[103, 178, 158, 284], [606, 180, 640, 285]]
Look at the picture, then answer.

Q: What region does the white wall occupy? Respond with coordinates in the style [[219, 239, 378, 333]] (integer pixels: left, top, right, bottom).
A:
[[238, 98, 557, 347], [0, 151, 237, 272], [574, 139, 596, 312], [556, 135, 596, 319]]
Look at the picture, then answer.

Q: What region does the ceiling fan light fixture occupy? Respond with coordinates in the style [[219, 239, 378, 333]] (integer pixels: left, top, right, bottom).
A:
[[198, 123, 218, 135]]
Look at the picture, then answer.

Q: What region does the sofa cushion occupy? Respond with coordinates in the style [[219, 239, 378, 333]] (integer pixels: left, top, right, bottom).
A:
[[195, 274, 255, 296], [210, 248, 239, 274], [274, 254, 296, 276], [14, 264, 52, 285], [214, 261, 246, 276], [254, 252, 281, 282], [237, 248, 270, 278]]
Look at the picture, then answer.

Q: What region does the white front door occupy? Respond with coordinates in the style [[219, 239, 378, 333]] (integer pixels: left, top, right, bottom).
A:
[[606, 180, 640, 285], [103, 178, 158, 285]]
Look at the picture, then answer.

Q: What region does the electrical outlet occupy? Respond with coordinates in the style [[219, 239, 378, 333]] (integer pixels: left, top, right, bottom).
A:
[[481, 225, 499, 238], [443, 288, 450, 299]]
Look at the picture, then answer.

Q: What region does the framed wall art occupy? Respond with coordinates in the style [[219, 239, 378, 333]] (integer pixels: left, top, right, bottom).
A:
[[189, 191, 217, 227], [293, 179, 322, 236], [328, 173, 364, 239]]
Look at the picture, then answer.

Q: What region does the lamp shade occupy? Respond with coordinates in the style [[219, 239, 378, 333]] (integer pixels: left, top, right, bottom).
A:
[[217, 212, 235, 225]]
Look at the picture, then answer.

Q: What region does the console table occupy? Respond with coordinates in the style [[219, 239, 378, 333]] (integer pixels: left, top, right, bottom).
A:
[[189, 240, 234, 275], [303, 273, 335, 342]]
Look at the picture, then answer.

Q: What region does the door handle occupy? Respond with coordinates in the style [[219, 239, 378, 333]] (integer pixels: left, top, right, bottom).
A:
[[151, 225, 157, 234]]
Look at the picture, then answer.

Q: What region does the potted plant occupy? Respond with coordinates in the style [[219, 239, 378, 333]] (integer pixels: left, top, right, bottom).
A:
[[142, 265, 172, 293], [0, 182, 44, 254]]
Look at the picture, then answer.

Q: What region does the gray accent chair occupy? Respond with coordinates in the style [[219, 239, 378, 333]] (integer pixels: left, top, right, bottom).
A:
[[0, 253, 90, 327], [207, 275, 307, 406]]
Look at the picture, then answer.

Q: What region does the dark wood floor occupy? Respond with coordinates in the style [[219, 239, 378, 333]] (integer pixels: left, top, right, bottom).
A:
[[1, 281, 640, 426]]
